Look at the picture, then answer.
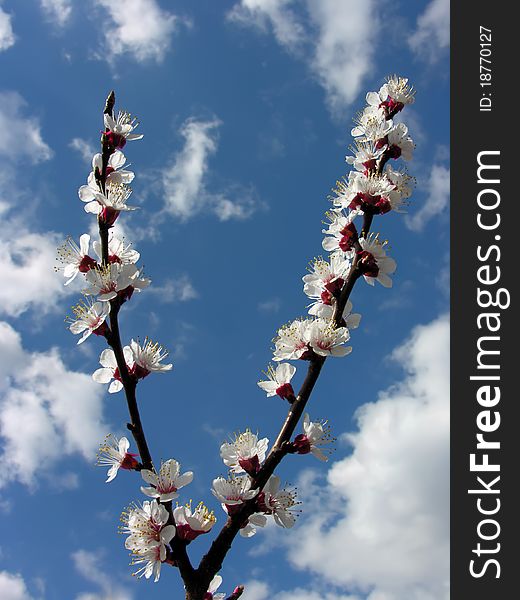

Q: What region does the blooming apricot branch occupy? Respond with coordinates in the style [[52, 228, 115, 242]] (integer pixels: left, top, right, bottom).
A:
[[59, 75, 415, 599]]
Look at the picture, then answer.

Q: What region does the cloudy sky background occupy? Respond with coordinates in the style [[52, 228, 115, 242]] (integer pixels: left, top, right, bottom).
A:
[[0, 1, 449, 598]]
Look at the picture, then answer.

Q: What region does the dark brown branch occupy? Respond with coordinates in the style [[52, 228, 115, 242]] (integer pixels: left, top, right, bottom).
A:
[[192, 237, 367, 598], [96, 90, 155, 473]]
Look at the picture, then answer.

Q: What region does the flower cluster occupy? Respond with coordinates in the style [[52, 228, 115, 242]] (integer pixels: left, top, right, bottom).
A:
[[118, 456, 196, 579], [120, 499, 176, 582], [66, 80, 415, 592], [58, 98, 172, 397]]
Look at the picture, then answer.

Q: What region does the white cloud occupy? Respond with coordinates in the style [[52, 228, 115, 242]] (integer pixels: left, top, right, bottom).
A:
[[0, 92, 53, 163], [284, 315, 450, 600], [72, 549, 133, 600], [0, 571, 33, 600], [146, 275, 198, 302], [408, 0, 450, 63], [307, 0, 379, 115], [94, 0, 178, 63], [228, 0, 305, 49], [161, 118, 261, 222], [0, 321, 109, 488], [405, 164, 450, 231], [70, 137, 96, 165], [162, 118, 220, 220], [0, 4, 15, 52], [40, 0, 73, 27], [228, 0, 379, 114], [0, 218, 72, 318], [257, 298, 281, 313]]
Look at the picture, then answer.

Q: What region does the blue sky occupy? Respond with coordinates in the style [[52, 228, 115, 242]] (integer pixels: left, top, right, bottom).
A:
[[0, 1, 450, 599]]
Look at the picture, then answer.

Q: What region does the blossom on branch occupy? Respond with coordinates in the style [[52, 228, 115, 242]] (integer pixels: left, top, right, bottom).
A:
[[55, 234, 97, 285], [91, 150, 135, 185], [321, 210, 359, 256], [257, 475, 300, 528], [96, 434, 139, 481], [272, 318, 312, 361], [346, 139, 385, 173], [67, 297, 110, 343], [140, 458, 193, 502], [129, 338, 173, 378], [351, 105, 393, 141], [173, 501, 216, 541], [292, 413, 335, 461], [305, 319, 351, 358], [358, 234, 397, 287], [220, 430, 269, 476], [121, 499, 175, 582], [383, 123, 415, 161], [92, 346, 133, 393], [92, 233, 140, 265], [303, 254, 351, 312], [257, 362, 296, 400], [82, 263, 148, 302], [211, 475, 259, 514], [366, 75, 415, 119], [79, 181, 137, 226], [104, 110, 143, 149]]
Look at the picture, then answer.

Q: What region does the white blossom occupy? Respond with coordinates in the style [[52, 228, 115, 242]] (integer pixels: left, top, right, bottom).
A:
[[91, 150, 135, 185], [358, 233, 397, 287], [130, 544, 166, 583], [257, 362, 296, 400], [96, 434, 139, 482], [322, 210, 359, 256], [293, 413, 335, 461], [386, 123, 415, 161], [211, 475, 259, 511], [129, 338, 173, 378], [67, 298, 110, 344], [121, 499, 175, 582], [93, 233, 140, 265], [346, 140, 385, 173], [220, 430, 269, 475], [104, 111, 143, 148], [305, 318, 351, 358], [141, 459, 193, 502], [92, 346, 133, 393], [55, 234, 97, 285], [303, 254, 351, 312], [82, 263, 147, 301], [78, 181, 137, 225], [173, 501, 216, 541], [258, 475, 300, 528], [272, 318, 311, 361], [351, 105, 393, 141]]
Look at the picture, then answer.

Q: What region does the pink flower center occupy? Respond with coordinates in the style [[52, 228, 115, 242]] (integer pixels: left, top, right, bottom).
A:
[[293, 433, 311, 454], [387, 144, 402, 159], [100, 206, 120, 227], [320, 290, 332, 305], [78, 255, 97, 273], [239, 455, 260, 475], [358, 251, 379, 277], [120, 452, 139, 470], [131, 363, 151, 380], [275, 382, 295, 401], [380, 97, 404, 119], [176, 523, 203, 542], [104, 131, 127, 149], [350, 193, 391, 215]]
